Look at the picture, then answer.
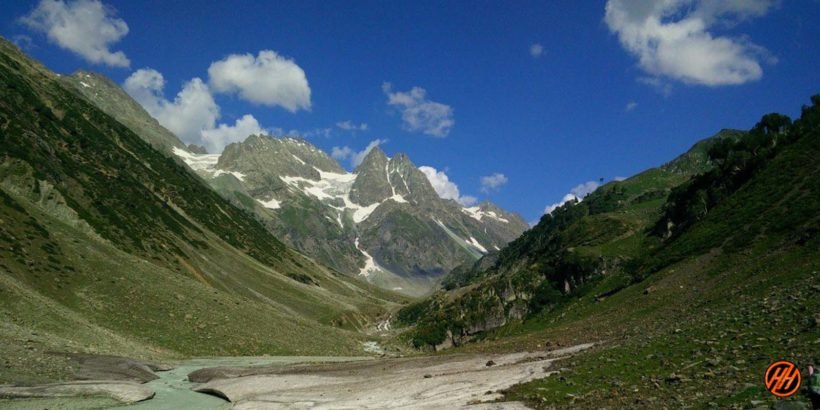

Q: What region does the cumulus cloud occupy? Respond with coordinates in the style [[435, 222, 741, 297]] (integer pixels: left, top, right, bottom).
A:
[[336, 121, 368, 132], [124, 69, 219, 145], [21, 0, 130, 67], [480, 173, 508, 193], [544, 180, 600, 214], [604, 0, 776, 86], [419, 166, 476, 206], [383, 82, 454, 137], [529, 43, 545, 58], [208, 50, 311, 112], [625, 101, 638, 111], [331, 139, 387, 168], [201, 114, 265, 154], [124, 68, 266, 153]]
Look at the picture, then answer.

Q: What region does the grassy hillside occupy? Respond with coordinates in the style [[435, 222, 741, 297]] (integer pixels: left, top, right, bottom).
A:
[[0, 37, 404, 384], [396, 97, 819, 407], [397, 128, 744, 348]]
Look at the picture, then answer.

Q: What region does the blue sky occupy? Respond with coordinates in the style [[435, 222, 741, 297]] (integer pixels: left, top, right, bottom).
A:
[[3, 0, 819, 222]]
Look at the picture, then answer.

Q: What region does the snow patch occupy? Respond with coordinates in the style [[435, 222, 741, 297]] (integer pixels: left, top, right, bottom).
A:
[[467, 236, 488, 253], [279, 168, 400, 224], [173, 147, 245, 181], [291, 154, 306, 165], [256, 198, 281, 209], [213, 169, 247, 181], [462, 206, 510, 223], [355, 238, 380, 278], [353, 202, 380, 223], [79, 81, 91, 88], [433, 218, 488, 255]]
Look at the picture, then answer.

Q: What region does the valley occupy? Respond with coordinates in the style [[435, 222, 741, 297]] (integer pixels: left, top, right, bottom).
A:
[[0, 1, 818, 408]]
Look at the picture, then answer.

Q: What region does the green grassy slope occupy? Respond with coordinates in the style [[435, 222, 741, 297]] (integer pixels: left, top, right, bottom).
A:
[[397, 97, 819, 407], [398, 128, 744, 348], [501, 100, 819, 408], [0, 37, 404, 383], [61, 71, 187, 155]]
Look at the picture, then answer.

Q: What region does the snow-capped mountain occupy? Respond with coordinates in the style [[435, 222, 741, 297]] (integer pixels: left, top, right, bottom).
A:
[[61, 70, 527, 295], [176, 135, 528, 295]]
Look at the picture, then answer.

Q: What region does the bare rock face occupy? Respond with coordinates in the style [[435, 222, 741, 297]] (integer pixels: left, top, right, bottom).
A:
[[68, 354, 162, 383], [349, 147, 393, 205], [0, 380, 155, 403]]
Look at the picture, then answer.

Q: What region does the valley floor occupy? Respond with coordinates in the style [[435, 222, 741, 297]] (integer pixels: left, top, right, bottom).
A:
[[0, 344, 593, 409]]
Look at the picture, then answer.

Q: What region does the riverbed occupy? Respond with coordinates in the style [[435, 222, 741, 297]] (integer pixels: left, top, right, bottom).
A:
[[0, 344, 593, 409]]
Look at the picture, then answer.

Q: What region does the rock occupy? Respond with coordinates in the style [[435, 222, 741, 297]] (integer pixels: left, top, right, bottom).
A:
[[423, 374, 433, 378], [68, 354, 160, 383], [665, 373, 681, 384], [0, 380, 154, 403], [145, 362, 175, 372], [486, 360, 496, 367]]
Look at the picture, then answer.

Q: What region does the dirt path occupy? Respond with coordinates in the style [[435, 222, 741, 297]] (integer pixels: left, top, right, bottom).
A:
[[196, 344, 594, 409]]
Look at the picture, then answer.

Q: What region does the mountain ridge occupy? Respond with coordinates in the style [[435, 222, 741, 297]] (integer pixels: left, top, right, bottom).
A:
[[184, 134, 528, 295], [0, 36, 403, 383], [56, 66, 528, 295]]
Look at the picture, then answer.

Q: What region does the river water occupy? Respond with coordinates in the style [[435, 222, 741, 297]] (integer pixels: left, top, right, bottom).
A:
[[122, 356, 371, 409], [0, 356, 371, 410]]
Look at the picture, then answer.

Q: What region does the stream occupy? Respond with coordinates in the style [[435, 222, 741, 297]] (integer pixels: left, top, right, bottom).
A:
[[121, 356, 371, 409]]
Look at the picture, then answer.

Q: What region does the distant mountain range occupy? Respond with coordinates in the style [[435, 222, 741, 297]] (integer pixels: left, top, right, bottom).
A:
[[63, 71, 528, 295]]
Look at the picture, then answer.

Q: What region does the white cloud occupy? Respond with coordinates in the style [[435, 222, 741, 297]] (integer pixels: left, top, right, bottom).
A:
[[336, 121, 368, 132], [604, 0, 776, 86], [529, 43, 545, 58], [480, 173, 508, 193], [201, 114, 265, 154], [124, 68, 265, 153], [124, 69, 219, 145], [21, 0, 130, 67], [625, 101, 638, 111], [544, 180, 600, 214], [331, 139, 387, 168], [208, 50, 311, 112], [383, 82, 454, 137], [418, 166, 476, 206]]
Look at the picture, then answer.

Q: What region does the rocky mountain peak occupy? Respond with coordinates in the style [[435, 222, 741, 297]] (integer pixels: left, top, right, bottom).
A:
[[354, 146, 388, 173], [218, 135, 345, 182], [350, 147, 393, 205], [387, 154, 439, 204]]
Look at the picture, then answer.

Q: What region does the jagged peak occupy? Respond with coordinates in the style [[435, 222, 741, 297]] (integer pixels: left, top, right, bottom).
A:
[[389, 152, 415, 168], [354, 146, 388, 172]]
